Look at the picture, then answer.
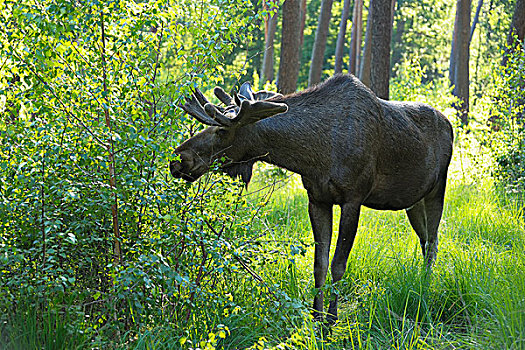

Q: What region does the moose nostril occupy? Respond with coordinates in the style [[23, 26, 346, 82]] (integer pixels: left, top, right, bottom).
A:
[[170, 160, 183, 176]]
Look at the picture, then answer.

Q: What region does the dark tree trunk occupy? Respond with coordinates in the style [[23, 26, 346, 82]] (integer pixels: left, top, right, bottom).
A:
[[349, 0, 364, 75], [278, 0, 302, 94], [355, 1, 363, 74], [453, 0, 471, 125], [359, 3, 372, 87], [370, 0, 393, 99], [502, 0, 525, 66], [449, 3, 460, 86], [335, 0, 352, 74], [262, 1, 279, 83], [470, 0, 483, 42], [308, 0, 335, 86], [391, 0, 396, 24], [300, 0, 308, 46]]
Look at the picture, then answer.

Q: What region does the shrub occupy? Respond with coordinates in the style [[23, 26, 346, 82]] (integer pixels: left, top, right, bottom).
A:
[[0, 0, 306, 347], [488, 37, 525, 192]]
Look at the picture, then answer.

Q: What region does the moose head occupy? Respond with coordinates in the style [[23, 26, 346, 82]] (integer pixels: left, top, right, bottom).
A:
[[169, 83, 287, 183]]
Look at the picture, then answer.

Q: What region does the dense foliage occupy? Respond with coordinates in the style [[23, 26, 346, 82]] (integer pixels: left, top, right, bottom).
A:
[[0, 0, 306, 347], [489, 37, 525, 191]]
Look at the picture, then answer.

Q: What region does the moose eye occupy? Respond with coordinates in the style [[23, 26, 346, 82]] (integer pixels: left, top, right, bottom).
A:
[[216, 128, 229, 137]]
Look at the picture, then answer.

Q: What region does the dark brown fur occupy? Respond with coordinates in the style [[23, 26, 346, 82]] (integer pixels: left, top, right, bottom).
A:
[[170, 74, 453, 322]]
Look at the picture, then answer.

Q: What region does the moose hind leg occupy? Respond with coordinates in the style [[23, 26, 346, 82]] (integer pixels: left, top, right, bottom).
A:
[[422, 180, 447, 268], [327, 202, 360, 323], [405, 199, 428, 258], [308, 200, 333, 321]]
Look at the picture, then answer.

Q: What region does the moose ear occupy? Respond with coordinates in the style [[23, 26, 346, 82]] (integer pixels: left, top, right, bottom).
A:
[[233, 100, 288, 126], [238, 82, 254, 101], [253, 90, 283, 101]]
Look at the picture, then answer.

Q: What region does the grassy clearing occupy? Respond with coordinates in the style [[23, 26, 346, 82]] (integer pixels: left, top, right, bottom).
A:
[[228, 141, 525, 349]]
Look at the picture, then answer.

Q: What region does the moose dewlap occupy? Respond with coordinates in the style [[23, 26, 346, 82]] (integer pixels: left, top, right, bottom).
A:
[[170, 74, 453, 322]]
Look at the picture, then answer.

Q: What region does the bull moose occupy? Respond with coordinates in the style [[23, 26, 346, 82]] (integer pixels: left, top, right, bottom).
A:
[[170, 74, 453, 322]]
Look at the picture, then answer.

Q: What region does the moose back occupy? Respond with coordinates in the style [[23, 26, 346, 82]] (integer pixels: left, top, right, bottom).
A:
[[170, 74, 453, 322]]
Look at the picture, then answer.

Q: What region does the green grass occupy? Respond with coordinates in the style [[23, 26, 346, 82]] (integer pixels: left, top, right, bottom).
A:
[[1, 299, 88, 350]]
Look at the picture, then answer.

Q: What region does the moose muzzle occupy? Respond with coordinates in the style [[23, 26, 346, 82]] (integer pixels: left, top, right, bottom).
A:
[[169, 159, 196, 182]]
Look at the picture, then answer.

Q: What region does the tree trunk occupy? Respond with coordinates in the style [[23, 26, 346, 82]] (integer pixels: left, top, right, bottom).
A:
[[349, 0, 364, 75], [300, 0, 308, 46], [334, 0, 352, 74], [355, 1, 363, 74], [370, 0, 393, 99], [359, 3, 372, 87], [308, 0, 335, 86], [453, 0, 471, 125], [449, 3, 460, 86], [262, 1, 279, 83], [278, 0, 302, 94], [391, 0, 396, 24], [470, 0, 483, 42], [502, 0, 525, 66]]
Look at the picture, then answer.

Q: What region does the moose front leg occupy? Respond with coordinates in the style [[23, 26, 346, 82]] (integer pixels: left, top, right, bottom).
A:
[[308, 200, 333, 321], [327, 202, 361, 323]]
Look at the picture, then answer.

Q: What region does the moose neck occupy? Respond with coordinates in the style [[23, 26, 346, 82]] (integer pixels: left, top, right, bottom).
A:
[[224, 74, 384, 183], [233, 98, 333, 178]]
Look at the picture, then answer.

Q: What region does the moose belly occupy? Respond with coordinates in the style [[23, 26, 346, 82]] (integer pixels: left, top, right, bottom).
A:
[[362, 173, 437, 211], [363, 195, 421, 211]]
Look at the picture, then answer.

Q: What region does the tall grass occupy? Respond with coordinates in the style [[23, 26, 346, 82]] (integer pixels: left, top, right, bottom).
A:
[[1, 299, 88, 350]]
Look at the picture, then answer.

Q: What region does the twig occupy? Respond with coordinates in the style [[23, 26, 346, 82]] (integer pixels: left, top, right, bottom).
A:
[[241, 173, 292, 197], [40, 140, 46, 269], [184, 235, 208, 322], [203, 219, 279, 300], [151, 22, 165, 84], [100, 11, 121, 266]]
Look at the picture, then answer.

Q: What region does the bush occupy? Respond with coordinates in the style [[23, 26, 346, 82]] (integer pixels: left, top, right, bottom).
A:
[[488, 37, 525, 192], [390, 55, 458, 115], [0, 1, 307, 347]]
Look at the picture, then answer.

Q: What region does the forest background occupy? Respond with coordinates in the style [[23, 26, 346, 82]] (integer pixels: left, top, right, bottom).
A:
[[1, 0, 525, 348]]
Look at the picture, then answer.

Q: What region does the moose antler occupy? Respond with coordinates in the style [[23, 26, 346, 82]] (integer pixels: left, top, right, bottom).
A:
[[181, 84, 288, 128], [179, 88, 235, 127], [213, 87, 235, 106], [180, 92, 222, 126], [238, 82, 254, 101], [253, 90, 283, 100]]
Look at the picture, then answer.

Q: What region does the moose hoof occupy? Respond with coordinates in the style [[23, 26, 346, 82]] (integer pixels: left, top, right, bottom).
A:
[[326, 312, 338, 325], [312, 310, 324, 322]]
